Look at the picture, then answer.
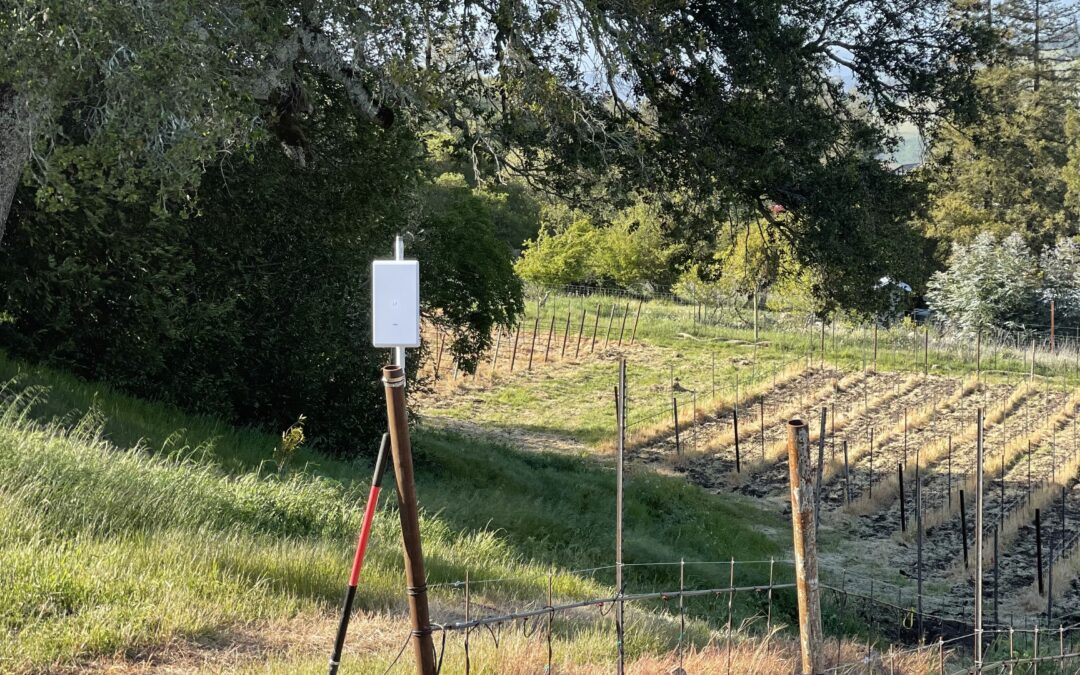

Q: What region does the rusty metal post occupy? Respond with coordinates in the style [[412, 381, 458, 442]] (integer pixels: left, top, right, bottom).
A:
[[786, 419, 823, 675], [843, 440, 851, 504], [382, 365, 436, 675]]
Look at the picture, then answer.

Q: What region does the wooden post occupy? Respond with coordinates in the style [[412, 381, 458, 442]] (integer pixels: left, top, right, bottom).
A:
[[617, 302, 629, 345], [489, 330, 503, 378], [603, 303, 616, 350], [786, 419, 823, 675], [528, 315, 540, 371], [629, 300, 642, 345], [510, 328, 520, 372], [574, 307, 586, 359], [382, 365, 436, 675], [590, 302, 601, 353], [560, 309, 571, 358], [544, 314, 556, 362]]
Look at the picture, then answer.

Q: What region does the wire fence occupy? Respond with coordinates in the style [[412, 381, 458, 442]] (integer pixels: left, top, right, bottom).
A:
[[395, 285, 1080, 673], [377, 557, 1080, 674]]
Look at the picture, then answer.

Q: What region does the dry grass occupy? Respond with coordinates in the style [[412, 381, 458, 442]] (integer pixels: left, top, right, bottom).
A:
[[64, 611, 956, 675], [620, 361, 809, 453], [957, 410, 1080, 579], [844, 376, 981, 515], [795, 373, 925, 488], [922, 387, 1080, 533], [710, 369, 873, 481]]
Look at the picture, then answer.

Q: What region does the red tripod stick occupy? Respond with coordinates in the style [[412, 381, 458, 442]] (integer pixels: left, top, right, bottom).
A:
[[329, 433, 391, 675]]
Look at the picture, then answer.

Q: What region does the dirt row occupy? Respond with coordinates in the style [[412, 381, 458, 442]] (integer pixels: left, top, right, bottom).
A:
[[836, 387, 1080, 623], [668, 370, 911, 492], [818, 381, 1009, 513], [737, 374, 960, 501], [628, 365, 850, 469]]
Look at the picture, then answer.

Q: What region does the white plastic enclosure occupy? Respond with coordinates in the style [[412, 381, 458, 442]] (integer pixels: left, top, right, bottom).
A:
[[371, 259, 420, 347]]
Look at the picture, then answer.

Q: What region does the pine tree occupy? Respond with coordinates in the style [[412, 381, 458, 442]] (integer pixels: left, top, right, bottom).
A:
[[997, 0, 1080, 91]]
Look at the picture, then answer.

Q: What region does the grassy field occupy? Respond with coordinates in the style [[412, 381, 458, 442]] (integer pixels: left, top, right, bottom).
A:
[[0, 352, 793, 672], [421, 291, 1071, 453], [4, 290, 1073, 672]]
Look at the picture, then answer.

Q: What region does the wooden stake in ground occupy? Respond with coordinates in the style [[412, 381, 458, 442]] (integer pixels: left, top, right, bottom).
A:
[[786, 419, 823, 675], [382, 365, 436, 675], [590, 302, 601, 353], [629, 300, 642, 345], [617, 302, 629, 345]]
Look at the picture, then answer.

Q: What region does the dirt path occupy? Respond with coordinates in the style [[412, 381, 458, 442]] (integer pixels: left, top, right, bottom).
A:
[[421, 415, 594, 457]]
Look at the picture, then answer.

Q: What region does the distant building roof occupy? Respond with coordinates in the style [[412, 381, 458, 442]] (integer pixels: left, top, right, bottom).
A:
[[892, 162, 922, 175]]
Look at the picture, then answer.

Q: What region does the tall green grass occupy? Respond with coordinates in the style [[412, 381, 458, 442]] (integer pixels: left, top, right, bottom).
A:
[[0, 355, 789, 671]]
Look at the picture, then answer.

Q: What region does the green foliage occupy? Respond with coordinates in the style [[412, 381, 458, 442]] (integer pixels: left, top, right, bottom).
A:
[[515, 215, 599, 287], [515, 200, 676, 291], [926, 232, 1041, 332], [0, 78, 522, 454], [415, 174, 524, 372], [273, 415, 306, 474]]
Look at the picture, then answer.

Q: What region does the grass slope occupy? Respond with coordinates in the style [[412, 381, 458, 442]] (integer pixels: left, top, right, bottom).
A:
[[0, 352, 790, 672]]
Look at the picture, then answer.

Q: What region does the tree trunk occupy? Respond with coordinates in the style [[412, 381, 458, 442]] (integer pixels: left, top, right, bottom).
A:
[[0, 84, 28, 245]]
